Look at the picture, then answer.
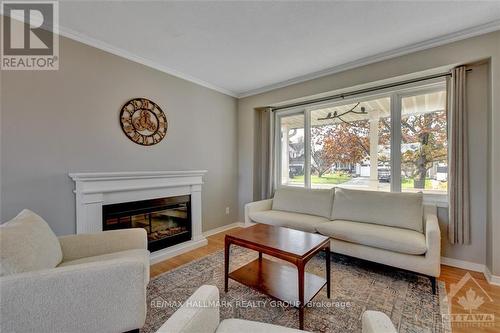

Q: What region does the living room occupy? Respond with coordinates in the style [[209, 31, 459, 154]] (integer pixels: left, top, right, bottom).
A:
[[1, 1, 499, 333]]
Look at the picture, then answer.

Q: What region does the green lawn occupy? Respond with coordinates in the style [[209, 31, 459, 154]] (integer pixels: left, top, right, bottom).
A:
[[289, 174, 447, 190], [289, 173, 352, 184], [401, 178, 448, 190]]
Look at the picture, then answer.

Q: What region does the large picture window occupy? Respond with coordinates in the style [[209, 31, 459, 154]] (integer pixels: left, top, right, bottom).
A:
[[276, 81, 447, 197], [400, 90, 448, 193], [279, 113, 305, 186], [309, 96, 391, 191]]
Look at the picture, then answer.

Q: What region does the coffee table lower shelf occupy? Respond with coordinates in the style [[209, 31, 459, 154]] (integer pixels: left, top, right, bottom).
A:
[[228, 257, 326, 307]]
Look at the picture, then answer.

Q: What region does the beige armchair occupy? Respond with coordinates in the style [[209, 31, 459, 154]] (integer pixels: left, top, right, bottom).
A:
[[0, 209, 150, 333], [157, 285, 397, 333], [157, 285, 308, 333]]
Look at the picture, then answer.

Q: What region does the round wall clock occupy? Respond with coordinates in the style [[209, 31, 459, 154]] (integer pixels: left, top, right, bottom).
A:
[[120, 98, 168, 146]]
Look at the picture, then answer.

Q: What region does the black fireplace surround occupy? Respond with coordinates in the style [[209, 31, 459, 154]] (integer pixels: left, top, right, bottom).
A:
[[102, 195, 192, 252]]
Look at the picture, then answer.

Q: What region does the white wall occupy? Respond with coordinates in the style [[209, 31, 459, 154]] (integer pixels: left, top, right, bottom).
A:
[[238, 31, 500, 275], [1, 35, 239, 235]]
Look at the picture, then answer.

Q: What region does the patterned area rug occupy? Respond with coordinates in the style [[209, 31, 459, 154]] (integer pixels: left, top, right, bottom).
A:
[[143, 247, 450, 333]]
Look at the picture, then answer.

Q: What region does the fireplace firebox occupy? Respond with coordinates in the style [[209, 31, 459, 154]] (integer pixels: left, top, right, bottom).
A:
[[102, 195, 191, 252]]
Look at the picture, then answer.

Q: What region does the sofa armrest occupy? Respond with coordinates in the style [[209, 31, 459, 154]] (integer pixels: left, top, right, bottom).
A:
[[0, 257, 147, 333], [58, 228, 147, 261], [424, 209, 441, 277], [362, 311, 397, 333], [156, 285, 220, 333], [244, 199, 273, 226]]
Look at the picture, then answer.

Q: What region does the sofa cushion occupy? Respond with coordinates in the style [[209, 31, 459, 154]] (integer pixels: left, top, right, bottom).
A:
[[331, 188, 424, 232], [249, 210, 329, 233], [316, 220, 427, 255], [0, 209, 63, 276], [272, 187, 334, 219]]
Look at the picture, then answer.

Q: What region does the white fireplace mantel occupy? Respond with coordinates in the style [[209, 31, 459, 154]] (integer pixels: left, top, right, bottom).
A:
[[69, 170, 208, 263]]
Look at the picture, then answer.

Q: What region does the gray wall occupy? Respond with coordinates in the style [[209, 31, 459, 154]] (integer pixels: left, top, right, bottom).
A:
[[238, 31, 500, 272], [1, 36, 239, 235], [1, 27, 499, 275]]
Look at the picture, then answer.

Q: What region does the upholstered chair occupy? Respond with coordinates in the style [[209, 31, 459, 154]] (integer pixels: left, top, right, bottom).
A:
[[0, 209, 150, 333], [157, 285, 306, 333], [157, 285, 397, 333]]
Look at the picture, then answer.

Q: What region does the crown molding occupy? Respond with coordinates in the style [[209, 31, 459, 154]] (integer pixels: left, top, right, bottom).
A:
[[56, 26, 239, 98], [238, 19, 500, 98]]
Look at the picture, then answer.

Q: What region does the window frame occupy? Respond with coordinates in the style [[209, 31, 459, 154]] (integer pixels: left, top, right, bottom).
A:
[[274, 79, 448, 206]]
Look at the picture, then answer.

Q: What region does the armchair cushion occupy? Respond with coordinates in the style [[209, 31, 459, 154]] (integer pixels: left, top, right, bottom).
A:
[[362, 311, 398, 333], [58, 228, 148, 261], [0, 209, 62, 276], [156, 285, 220, 333], [58, 248, 150, 287]]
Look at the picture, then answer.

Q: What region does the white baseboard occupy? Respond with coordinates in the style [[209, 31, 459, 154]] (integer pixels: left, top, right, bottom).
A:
[[150, 238, 208, 264], [441, 256, 485, 272], [202, 222, 244, 237], [484, 266, 500, 286], [441, 256, 500, 286]]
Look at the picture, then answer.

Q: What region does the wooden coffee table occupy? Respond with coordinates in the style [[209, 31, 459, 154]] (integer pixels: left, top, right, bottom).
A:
[[224, 224, 330, 330]]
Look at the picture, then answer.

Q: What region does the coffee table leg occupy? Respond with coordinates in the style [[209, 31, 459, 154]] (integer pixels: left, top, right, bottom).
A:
[[297, 262, 305, 330], [224, 238, 230, 292], [326, 245, 331, 299]]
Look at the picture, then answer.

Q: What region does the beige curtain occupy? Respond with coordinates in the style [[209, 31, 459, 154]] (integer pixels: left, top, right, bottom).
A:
[[448, 66, 470, 244], [257, 107, 275, 199]]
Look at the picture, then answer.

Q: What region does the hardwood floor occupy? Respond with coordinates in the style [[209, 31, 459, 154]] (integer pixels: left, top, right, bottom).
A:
[[440, 265, 500, 333], [151, 227, 500, 332], [150, 230, 228, 277]]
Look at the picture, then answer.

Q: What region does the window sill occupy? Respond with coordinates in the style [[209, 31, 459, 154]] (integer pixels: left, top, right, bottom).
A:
[[423, 193, 448, 208]]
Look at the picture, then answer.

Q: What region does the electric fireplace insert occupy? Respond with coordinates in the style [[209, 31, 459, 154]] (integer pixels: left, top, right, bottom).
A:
[[102, 195, 191, 252]]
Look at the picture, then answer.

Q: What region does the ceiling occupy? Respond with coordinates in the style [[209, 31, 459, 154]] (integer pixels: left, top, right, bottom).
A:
[[56, 1, 500, 97]]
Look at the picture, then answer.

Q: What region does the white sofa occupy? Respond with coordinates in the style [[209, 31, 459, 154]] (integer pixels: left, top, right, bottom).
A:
[[0, 209, 150, 333], [157, 285, 397, 333], [245, 187, 441, 292]]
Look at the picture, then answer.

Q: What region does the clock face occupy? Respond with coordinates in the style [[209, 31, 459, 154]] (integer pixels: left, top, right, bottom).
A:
[[120, 98, 168, 146]]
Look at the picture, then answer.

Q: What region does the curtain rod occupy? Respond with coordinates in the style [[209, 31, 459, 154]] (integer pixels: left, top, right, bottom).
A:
[[268, 69, 471, 112]]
